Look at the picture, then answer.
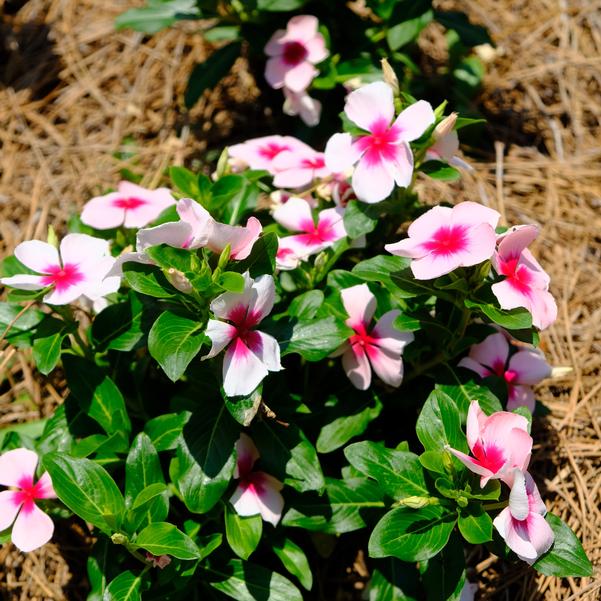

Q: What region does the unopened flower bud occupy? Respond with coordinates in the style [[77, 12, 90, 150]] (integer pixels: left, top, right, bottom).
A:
[[381, 59, 400, 96], [111, 533, 128, 545], [398, 496, 432, 509], [433, 112, 458, 140], [166, 268, 193, 294]]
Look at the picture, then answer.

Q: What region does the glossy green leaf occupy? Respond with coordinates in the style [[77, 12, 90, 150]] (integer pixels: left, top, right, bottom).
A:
[[421, 533, 466, 601], [122, 262, 177, 299], [144, 411, 190, 452], [92, 294, 145, 352], [419, 160, 461, 181], [436, 377, 502, 420], [272, 536, 313, 591], [457, 507, 492, 544], [115, 0, 199, 34], [416, 389, 467, 454], [257, 0, 307, 10], [135, 522, 201, 560], [225, 504, 262, 560], [32, 317, 71, 374], [369, 558, 419, 601], [103, 570, 141, 601], [280, 316, 353, 361], [343, 200, 378, 239], [387, 10, 433, 50], [231, 233, 278, 278], [287, 290, 324, 320], [464, 298, 532, 330]]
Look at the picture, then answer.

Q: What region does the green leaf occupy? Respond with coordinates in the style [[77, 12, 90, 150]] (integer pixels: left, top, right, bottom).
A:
[[132, 483, 168, 510], [282, 478, 384, 534], [287, 290, 324, 320], [272, 536, 313, 591], [252, 420, 324, 493], [144, 411, 191, 452], [122, 262, 177, 299], [177, 401, 239, 513], [344, 441, 428, 499], [352, 255, 410, 289], [457, 507, 493, 544], [135, 522, 201, 560], [103, 570, 141, 601], [224, 388, 262, 427], [32, 317, 70, 375], [92, 294, 145, 352], [416, 389, 467, 454], [464, 298, 532, 330], [343, 200, 378, 239], [419, 160, 461, 181], [115, 0, 199, 34], [257, 0, 307, 9], [317, 395, 382, 453], [369, 558, 419, 601], [387, 10, 433, 50], [369, 505, 456, 562], [210, 174, 246, 214], [533, 514, 593, 577], [63, 356, 131, 436], [0, 302, 44, 347], [205, 559, 303, 601], [43, 453, 125, 534], [169, 166, 201, 199], [217, 271, 246, 293], [280, 316, 353, 361], [421, 533, 466, 601], [185, 42, 242, 108], [148, 310, 205, 381], [436, 377, 502, 420], [225, 504, 263, 560]]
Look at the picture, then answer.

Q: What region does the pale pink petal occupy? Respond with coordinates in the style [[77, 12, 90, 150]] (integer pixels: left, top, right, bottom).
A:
[[371, 310, 414, 356], [0, 491, 22, 531], [208, 217, 262, 260], [468, 332, 509, 373], [344, 82, 395, 132], [482, 412, 530, 449], [528, 289, 557, 330], [520, 248, 550, 287], [43, 283, 87, 305], [465, 400, 488, 451], [11, 503, 54, 552], [234, 433, 260, 479], [351, 155, 396, 204], [447, 448, 494, 484], [524, 513, 555, 562], [365, 344, 404, 388], [176, 198, 213, 248], [272, 197, 314, 233], [342, 344, 372, 390], [384, 237, 425, 259], [505, 519, 540, 562], [81, 194, 126, 229], [230, 482, 262, 518], [248, 275, 276, 324], [283, 61, 318, 93], [340, 284, 376, 330], [117, 182, 175, 206], [210, 273, 255, 321], [457, 223, 497, 266], [451, 201, 500, 229], [508, 469, 530, 521], [0, 274, 47, 290], [389, 142, 414, 189], [497, 225, 539, 260], [136, 221, 193, 252], [264, 29, 286, 56], [202, 320, 237, 360], [305, 35, 328, 63], [524, 472, 547, 515], [491, 279, 532, 312], [507, 385, 535, 412], [252, 332, 282, 373], [265, 57, 288, 89], [59, 234, 110, 269], [458, 356, 493, 378], [285, 15, 319, 42], [35, 472, 56, 499], [427, 131, 460, 162], [509, 350, 551, 385], [324, 133, 362, 173], [283, 89, 322, 127], [406, 206, 453, 241], [393, 99, 435, 142], [0, 448, 39, 487], [317, 208, 347, 242], [250, 472, 284, 526], [14, 240, 60, 274], [410, 251, 462, 280], [223, 339, 269, 397]]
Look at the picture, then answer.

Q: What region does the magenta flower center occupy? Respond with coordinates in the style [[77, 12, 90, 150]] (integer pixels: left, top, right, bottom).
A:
[[226, 305, 263, 356], [506, 263, 535, 294], [472, 441, 506, 474], [357, 120, 400, 165], [40, 262, 85, 291], [258, 143, 290, 161], [300, 156, 326, 170], [297, 215, 339, 247], [504, 369, 518, 384], [112, 196, 147, 210], [282, 41, 308, 66], [423, 225, 469, 256], [13, 476, 45, 511], [350, 324, 377, 349]]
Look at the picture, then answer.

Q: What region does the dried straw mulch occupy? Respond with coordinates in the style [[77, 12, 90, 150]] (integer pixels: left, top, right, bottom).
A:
[[0, 0, 599, 599]]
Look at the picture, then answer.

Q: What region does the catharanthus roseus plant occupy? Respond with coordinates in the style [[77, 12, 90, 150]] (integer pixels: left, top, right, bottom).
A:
[[0, 67, 591, 601]]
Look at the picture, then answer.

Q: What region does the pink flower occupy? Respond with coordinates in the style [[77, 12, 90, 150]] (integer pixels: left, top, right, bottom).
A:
[[448, 400, 532, 487], [230, 433, 284, 526], [145, 553, 172, 569], [385, 201, 500, 280], [275, 236, 308, 271], [283, 88, 322, 126], [272, 147, 330, 189], [491, 225, 557, 330], [1, 234, 120, 305], [324, 82, 435, 203], [493, 469, 554, 563], [0, 448, 56, 552], [202, 273, 282, 397], [459, 332, 551, 412], [81, 181, 176, 230], [273, 197, 347, 257], [264, 15, 328, 93], [332, 284, 414, 390], [228, 136, 313, 173]]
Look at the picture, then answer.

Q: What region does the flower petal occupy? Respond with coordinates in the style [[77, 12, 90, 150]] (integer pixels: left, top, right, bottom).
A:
[[507, 385, 536, 412], [344, 82, 395, 132], [136, 221, 193, 251], [324, 133, 362, 173], [0, 491, 22, 531], [508, 469, 530, 521], [371, 310, 414, 356], [248, 275, 276, 324], [393, 99, 435, 142], [81, 194, 125, 229], [406, 205, 454, 242], [283, 61, 318, 93], [285, 15, 318, 42], [342, 344, 372, 390], [497, 225, 539, 260], [523, 513, 555, 563], [447, 447, 494, 485], [234, 433, 260, 479], [365, 344, 404, 388], [467, 332, 509, 374], [202, 319, 236, 360], [223, 339, 269, 397], [210, 272, 255, 321], [14, 240, 59, 273], [340, 284, 376, 330], [35, 472, 57, 499], [250, 472, 285, 526], [0, 274, 46, 290], [209, 216, 262, 260], [252, 332, 282, 373], [351, 154, 396, 204], [410, 251, 462, 280], [458, 356, 493, 379], [11, 502, 54, 552], [0, 448, 39, 488], [265, 57, 287, 89], [451, 201, 500, 229], [509, 349, 551, 385], [59, 234, 110, 269], [272, 197, 314, 233]]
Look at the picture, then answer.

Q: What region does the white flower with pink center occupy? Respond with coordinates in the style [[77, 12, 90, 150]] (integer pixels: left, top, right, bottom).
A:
[[202, 273, 282, 397], [229, 433, 284, 526], [324, 82, 435, 203], [493, 469, 554, 563], [81, 181, 176, 230], [264, 15, 328, 93], [491, 225, 557, 330], [272, 147, 330, 189], [1, 234, 120, 305], [273, 196, 347, 258], [385, 201, 500, 280], [228, 135, 314, 173], [282, 87, 322, 126], [448, 401, 533, 487], [0, 448, 56, 552], [332, 284, 414, 390], [459, 331, 551, 412]]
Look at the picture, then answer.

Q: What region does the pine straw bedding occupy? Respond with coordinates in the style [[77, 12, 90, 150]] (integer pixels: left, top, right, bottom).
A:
[[0, 0, 599, 599]]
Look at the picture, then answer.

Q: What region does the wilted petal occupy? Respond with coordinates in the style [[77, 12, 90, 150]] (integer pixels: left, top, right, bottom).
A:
[[11, 503, 54, 553]]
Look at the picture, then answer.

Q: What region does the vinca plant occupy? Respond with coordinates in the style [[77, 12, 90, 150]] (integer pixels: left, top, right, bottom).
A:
[[0, 17, 592, 601]]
